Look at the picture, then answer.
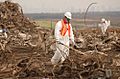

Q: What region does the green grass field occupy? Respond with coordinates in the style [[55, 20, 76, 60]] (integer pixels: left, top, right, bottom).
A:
[[35, 19, 56, 29]]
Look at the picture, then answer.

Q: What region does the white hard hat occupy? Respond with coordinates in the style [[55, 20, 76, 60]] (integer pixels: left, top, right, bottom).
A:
[[101, 18, 106, 22], [64, 12, 72, 19]]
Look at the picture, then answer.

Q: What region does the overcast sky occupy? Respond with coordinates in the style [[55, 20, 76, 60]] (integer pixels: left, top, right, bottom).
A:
[[1, 0, 120, 13]]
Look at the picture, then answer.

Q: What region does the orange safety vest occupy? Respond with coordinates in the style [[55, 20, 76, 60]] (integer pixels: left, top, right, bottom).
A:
[[60, 20, 71, 36]]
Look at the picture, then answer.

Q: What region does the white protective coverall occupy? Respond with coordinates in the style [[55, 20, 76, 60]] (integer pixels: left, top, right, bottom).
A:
[[51, 20, 75, 65], [99, 19, 110, 35]]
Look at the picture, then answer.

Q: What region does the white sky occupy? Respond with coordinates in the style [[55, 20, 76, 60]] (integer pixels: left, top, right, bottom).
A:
[[0, 0, 120, 13]]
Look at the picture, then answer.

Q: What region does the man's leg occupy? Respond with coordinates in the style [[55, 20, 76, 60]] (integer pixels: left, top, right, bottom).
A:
[[51, 50, 61, 65], [51, 43, 62, 65], [60, 45, 69, 63]]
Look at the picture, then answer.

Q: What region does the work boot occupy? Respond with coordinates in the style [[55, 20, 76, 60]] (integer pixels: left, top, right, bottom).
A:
[[53, 64, 64, 75]]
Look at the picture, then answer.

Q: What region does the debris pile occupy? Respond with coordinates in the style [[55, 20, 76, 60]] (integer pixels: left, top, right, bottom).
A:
[[0, 1, 119, 79]]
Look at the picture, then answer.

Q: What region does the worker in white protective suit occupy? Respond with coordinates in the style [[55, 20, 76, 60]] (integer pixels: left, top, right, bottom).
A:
[[51, 12, 77, 65], [99, 18, 110, 35]]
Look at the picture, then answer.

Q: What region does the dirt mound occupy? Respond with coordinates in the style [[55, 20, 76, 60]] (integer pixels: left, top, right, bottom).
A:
[[0, 1, 119, 79]]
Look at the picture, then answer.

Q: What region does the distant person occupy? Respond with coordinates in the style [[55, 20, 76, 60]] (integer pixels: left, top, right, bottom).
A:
[[51, 12, 78, 65], [98, 18, 110, 35]]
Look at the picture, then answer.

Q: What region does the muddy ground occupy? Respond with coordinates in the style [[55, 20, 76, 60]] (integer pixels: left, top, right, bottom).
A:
[[0, 27, 120, 79]]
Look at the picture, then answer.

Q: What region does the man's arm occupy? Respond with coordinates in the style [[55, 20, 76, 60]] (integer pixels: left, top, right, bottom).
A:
[[55, 21, 62, 42], [70, 25, 80, 49], [69, 24, 75, 45]]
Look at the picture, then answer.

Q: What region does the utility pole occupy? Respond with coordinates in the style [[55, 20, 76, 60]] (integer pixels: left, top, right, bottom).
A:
[[84, 3, 97, 26], [51, 19, 53, 29]]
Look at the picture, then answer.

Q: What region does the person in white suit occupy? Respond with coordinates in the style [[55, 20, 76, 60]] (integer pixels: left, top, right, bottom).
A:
[[51, 12, 76, 65], [99, 18, 110, 35]]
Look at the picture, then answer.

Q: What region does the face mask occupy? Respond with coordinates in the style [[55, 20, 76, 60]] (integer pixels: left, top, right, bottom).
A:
[[66, 18, 70, 23]]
